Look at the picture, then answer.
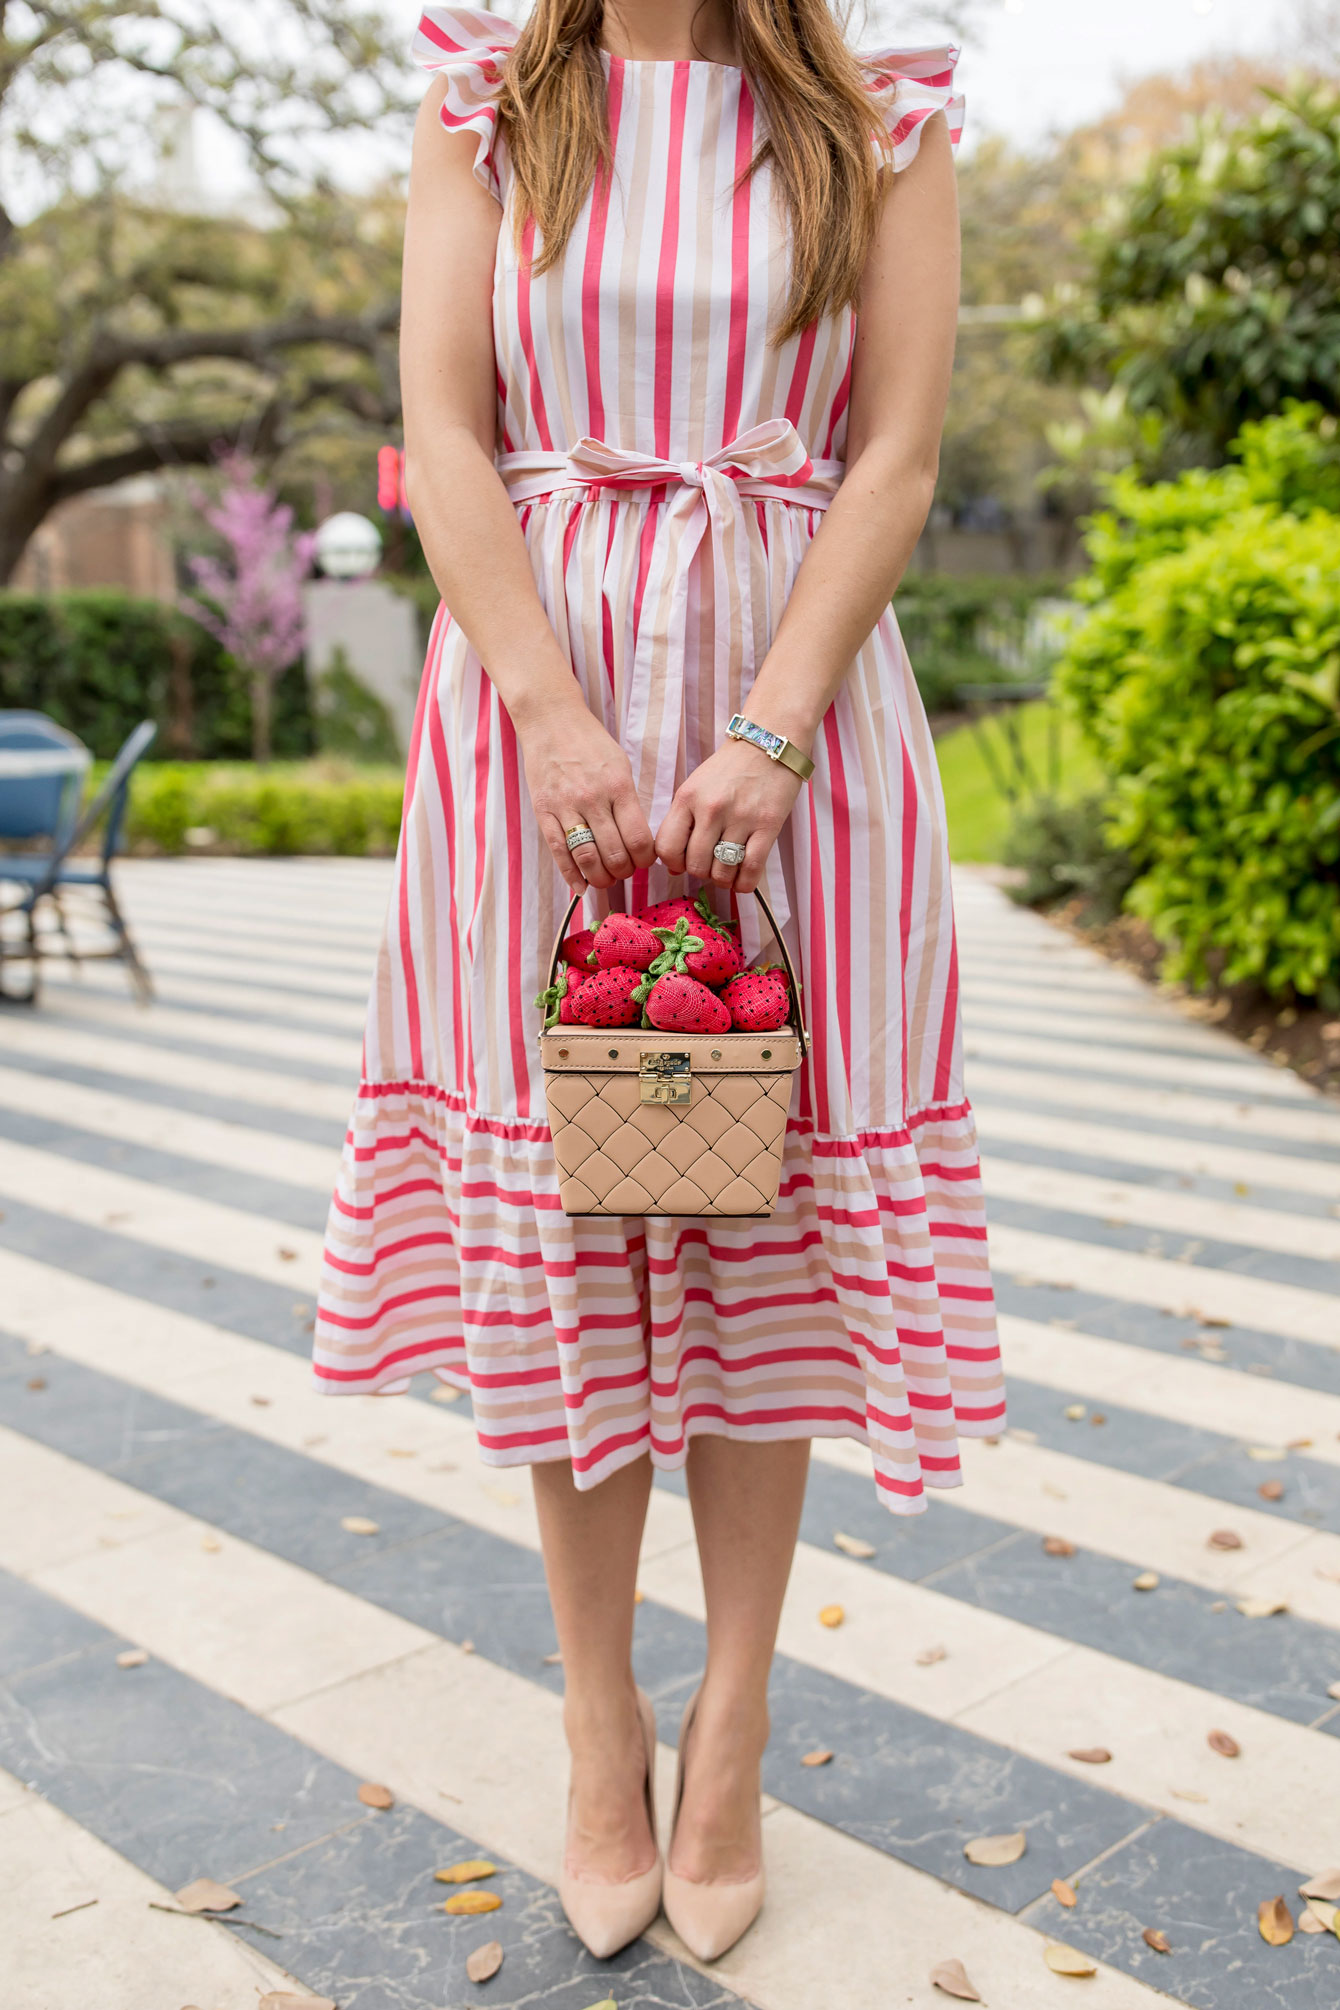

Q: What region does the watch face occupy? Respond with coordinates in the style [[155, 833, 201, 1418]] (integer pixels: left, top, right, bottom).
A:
[[729, 715, 783, 756]]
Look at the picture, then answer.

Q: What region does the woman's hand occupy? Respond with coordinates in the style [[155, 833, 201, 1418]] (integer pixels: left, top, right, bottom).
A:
[[518, 700, 657, 894], [655, 740, 805, 894]]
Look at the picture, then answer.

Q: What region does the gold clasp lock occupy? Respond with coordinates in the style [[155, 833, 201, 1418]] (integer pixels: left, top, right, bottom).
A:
[[639, 1050, 692, 1105]]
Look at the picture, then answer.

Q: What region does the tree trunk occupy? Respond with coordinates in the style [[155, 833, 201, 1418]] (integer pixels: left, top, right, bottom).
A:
[[251, 668, 274, 765], [165, 624, 196, 757]]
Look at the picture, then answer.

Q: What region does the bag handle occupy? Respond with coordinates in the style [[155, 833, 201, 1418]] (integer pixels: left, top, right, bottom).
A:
[[542, 884, 810, 1055]]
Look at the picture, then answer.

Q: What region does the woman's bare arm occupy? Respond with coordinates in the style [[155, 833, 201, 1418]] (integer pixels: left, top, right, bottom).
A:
[[400, 80, 655, 892], [655, 112, 961, 890]]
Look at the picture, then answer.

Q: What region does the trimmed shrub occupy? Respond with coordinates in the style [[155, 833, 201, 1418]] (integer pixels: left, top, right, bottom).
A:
[[122, 761, 404, 856], [1001, 791, 1138, 923]]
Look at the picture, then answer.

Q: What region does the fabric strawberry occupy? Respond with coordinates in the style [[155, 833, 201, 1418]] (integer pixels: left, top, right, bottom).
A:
[[561, 926, 597, 967], [638, 889, 738, 935], [660, 917, 742, 987], [586, 912, 660, 971], [572, 964, 645, 1027], [534, 966, 589, 1028], [639, 971, 731, 1034], [721, 966, 791, 1031]]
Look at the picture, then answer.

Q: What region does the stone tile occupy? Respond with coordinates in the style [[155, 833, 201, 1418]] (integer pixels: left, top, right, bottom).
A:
[[0, 1050, 342, 1149], [0, 1568, 109, 1683], [980, 1133, 1340, 1221], [798, 1454, 1016, 1580]]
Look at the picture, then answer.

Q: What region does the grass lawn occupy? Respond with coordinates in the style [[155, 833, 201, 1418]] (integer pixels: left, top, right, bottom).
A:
[[934, 700, 1104, 863]]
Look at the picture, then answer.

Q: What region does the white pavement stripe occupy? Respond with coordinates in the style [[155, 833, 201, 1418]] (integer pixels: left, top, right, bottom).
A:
[[998, 1312, 1340, 1469], [5, 1250, 1340, 1872], [0, 1014, 353, 1122], [121, 944, 374, 1002], [967, 1026, 1321, 1104], [0, 1772, 301, 2010], [45, 964, 368, 1034], [976, 1102, 1340, 1203], [962, 992, 1283, 1060], [38, 989, 362, 1072], [0, 1136, 325, 1288], [0, 1061, 340, 1192], [129, 919, 381, 973], [981, 1155, 1340, 1261], [989, 1221, 1340, 1348], [969, 1059, 1340, 1150], [7, 1243, 1340, 1630]]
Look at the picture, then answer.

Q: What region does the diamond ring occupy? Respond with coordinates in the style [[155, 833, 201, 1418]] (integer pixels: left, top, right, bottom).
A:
[[565, 824, 596, 851], [713, 839, 747, 867]]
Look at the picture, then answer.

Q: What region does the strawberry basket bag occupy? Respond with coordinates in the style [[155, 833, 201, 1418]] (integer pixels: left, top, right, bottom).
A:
[[536, 887, 809, 1217]]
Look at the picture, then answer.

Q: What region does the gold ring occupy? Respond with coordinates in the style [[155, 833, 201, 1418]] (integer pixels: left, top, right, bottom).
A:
[[565, 824, 596, 851]]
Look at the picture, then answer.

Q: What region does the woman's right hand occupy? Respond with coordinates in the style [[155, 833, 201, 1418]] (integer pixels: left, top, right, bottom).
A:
[[518, 699, 657, 894]]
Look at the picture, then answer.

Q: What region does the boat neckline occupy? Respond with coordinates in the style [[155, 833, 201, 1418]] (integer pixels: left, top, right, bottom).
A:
[[599, 50, 744, 69]]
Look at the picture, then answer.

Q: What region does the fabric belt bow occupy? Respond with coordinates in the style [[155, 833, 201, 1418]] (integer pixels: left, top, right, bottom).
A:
[[496, 418, 844, 839]]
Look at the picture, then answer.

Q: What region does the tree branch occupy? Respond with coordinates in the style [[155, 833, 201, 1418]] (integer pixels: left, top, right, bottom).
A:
[[47, 401, 288, 504]]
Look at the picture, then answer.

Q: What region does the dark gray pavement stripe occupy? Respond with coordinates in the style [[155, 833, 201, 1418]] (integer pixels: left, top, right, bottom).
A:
[[979, 1134, 1340, 1221], [45, 981, 365, 1039], [25, 1005, 357, 1087], [965, 1010, 1281, 1076], [0, 1569, 744, 2010], [973, 1084, 1340, 1167], [967, 1043, 1340, 1117], [1, 1049, 345, 1149], [985, 1193, 1340, 1298]]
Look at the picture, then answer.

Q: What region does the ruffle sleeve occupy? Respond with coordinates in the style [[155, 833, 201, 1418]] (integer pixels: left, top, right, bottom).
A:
[[860, 45, 965, 172], [411, 6, 521, 202]]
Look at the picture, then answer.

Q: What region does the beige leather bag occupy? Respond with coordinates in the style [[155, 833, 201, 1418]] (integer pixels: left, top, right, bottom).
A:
[[539, 888, 809, 1217]]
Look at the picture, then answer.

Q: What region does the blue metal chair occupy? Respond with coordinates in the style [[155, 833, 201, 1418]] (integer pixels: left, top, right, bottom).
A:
[[0, 714, 157, 1005]]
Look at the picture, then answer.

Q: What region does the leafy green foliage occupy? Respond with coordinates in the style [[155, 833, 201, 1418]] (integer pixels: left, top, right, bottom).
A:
[[1039, 84, 1340, 458], [1000, 791, 1138, 922], [1055, 408, 1340, 1000], [123, 762, 403, 856], [895, 573, 1068, 714]]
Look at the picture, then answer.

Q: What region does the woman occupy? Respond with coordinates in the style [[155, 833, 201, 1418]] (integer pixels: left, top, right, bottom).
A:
[[313, 0, 1003, 1967]]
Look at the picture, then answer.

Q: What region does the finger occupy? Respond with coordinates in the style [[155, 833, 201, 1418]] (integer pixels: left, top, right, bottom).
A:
[[733, 827, 775, 896], [655, 796, 694, 876], [611, 783, 657, 871], [684, 806, 726, 882], [584, 803, 634, 885], [709, 828, 751, 888], [542, 813, 590, 895]]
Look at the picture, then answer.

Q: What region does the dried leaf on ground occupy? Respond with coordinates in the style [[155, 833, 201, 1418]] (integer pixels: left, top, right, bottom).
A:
[[173, 1878, 241, 1913], [357, 1782, 394, 1810], [1132, 1572, 1159, 1592], [1236, 1596, 1288, 1619], [543, 1650, 563, 1664], [200, 1536, 221, 1553], [1043, 1942, 1097, 1976], [276, 1247, 298, 1261], [578, 2000, 617, 2010], [1142, 1928, 1172, 1953], [929, 1955, 983, 2000], [964, 1829, 1027, 1866], [1169, 1788, 1208, 1803], [465, 1940, 504, 1982], [833, 1530, 876, 1558], [916, 1644, 948, 1666], [1042, 1536, 1076, 1557], [818, 1603, 845, 1627], [1063, 1404, 1086, 1421], [1052, 1878, 1077, 1907], [435, 1860, 497, 1884], [1246, 1446, 1287, 1462], [116, 1648, 149, 1669], [429, 1385, 461, 1403], [1300, 1869, 1340, 1902], [483, 1484, 520, 1507], [1207, 1729, 1241, 1757], [1207, 1529, 1243, 1550], [1258, 1480, 1285, 1501], [1258, 1896, 1294, 1946], [444, 1889, 503, 1915], [1304, 1899, 1338, 1934], [341, 1516, 380, 1536], [1067, 1748, 1112, 1765], [800, 1748, 834, 1767], [258, 1996, 337, 2010], [1299, 1909, 1327, 1934]]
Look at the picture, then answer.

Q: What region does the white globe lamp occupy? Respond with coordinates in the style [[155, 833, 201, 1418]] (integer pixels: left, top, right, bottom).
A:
[[315, 511, 383, 580]]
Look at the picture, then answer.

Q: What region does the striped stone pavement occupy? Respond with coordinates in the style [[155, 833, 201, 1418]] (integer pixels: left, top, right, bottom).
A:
[[3, 856, 1339, 2010]]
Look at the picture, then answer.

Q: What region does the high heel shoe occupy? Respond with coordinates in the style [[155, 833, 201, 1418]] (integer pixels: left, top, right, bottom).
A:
[[661, 1686, 766, 1963], [559, 1685, 663, 1960]]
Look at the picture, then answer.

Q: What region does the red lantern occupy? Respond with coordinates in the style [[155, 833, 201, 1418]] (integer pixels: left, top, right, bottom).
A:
[[377, 444, 402, 513]]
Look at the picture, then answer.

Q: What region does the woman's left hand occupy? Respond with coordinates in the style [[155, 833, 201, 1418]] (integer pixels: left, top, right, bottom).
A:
[[655, 739, 806, 894]]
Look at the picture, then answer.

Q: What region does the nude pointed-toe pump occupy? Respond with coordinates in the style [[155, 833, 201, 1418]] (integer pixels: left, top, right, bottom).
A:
[[661, 1686, 766, 1963], [559, 1685, 663, 1960]]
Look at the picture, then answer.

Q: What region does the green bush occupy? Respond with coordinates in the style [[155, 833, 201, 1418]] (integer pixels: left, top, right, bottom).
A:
[[0, 589, 315, 760], [1056, 406, 1340, 1000], [1001, 790, 1138, 922], [893, 573, 1068, 713], [122, 760, 404, 856]]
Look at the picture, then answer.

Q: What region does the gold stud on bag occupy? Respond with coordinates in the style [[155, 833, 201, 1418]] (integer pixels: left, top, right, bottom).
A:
[[538, 889, 809, 1217]]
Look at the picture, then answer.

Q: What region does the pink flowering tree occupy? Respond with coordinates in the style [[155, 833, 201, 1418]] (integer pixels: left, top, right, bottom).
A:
[[182, 454, 318, 764]]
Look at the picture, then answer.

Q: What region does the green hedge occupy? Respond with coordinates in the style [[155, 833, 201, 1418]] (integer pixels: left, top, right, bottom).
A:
[[121, 761, 404, 856], [0, 589, 315, 760], [892, 573, 1068, 713]]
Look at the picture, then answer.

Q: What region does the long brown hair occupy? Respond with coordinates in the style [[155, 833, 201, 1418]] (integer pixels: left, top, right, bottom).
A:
[[494, 1, 893, 343]]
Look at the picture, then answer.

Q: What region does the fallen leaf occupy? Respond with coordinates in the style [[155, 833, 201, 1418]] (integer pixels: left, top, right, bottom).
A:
[[357, 1782, 394, 1809], [833, 1531, 877, 1559], [1052, 1878, 1077, 1907], [276, 1247, 297, 1261], [435, 1860, 497, 1884], [1304, 1898, 1338, 1933], [1090, 1413, 1107, 1427], [460, 1639, 476, 1653], [632, 1590, 644, 1604], [929, 1955, 983, 2000], [1247, 1446, 1287, 1462], [50, 1897, 98, 1918], [1299, 1909, 1328, 1934], [429, 1385, 462, 1403], [818, 1603, 845, 1627], [444, 1889, 502, 1915], [1286, 1436, 1313, 1450], [1258, 1895, 1294, 1946], [1207, 1729, 1240, 1757], [1236, 1596, 1288, 1619], [1258, 1480, 1285, 1501], [578, 2001, 617, 2010], [964, 1829, 1027, 1866], [27, 1376, 46, 1391], [1142, 1927, 1172, 1953], [1132, 1571, 1160, 1592], [482, 1484, 520, 1507], [916, 1644, 948, 1666], [466, 1940, 504, 1982], [1043, 1942, 1097, 1976], [174, 1878, 241, 1913], [200, 1535, 221, 1553], [1330, 1680, 1340, 1700], [1207, 1529, 1243, 1550], [250, 1394, 271, 1407], [1042, 1482, 1068, 1500], [258, 1997, 337, 2010], [1169, 1788, 1208, 1803], [1063, 1404, 1086, 1421], [116, 1648, 149, 1669], [1300, 1869, 1340, 1902], [801, 1748, 834, 1766], [543, 1650, 563, 1665], [341, 1516, 380, 1536], [1067, 1747, 1112, 1765], [1042, 1536, 1076, 1557], [388, 1448, 416, 1459]]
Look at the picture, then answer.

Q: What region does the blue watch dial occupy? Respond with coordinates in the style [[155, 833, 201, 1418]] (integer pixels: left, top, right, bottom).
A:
[[727, 713, 784, 758]]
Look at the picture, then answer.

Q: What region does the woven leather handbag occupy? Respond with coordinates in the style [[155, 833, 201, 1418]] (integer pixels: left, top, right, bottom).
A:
[[538, 888, 809, 1218]]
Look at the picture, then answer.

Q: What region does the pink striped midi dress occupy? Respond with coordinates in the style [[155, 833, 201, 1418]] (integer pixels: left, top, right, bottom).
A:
[[311, 4, 1006, 1515]]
